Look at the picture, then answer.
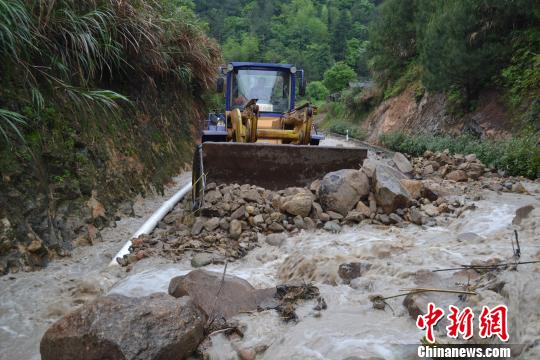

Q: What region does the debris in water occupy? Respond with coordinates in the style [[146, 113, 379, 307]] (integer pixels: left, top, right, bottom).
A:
[[369, 295, 387, 310], [432, 260, 540, 273], [511, 229, 521, 260], [313, 296, 327, 311], [274, 283, 321, 322], [275, 283, 320, 302]]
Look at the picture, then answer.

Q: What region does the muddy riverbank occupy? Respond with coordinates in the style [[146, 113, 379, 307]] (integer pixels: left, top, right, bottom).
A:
[[0, 173, 190, 360]]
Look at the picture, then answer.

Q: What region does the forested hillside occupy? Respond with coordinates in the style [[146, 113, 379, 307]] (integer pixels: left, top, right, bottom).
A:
[[369, 0, 540, 123], [195, 0, 539, 131], [194, 0, 377, 81], [365, 0, 540, 178]]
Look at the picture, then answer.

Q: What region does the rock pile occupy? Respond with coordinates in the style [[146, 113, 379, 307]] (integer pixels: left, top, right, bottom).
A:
[[411, 150, 489, 181], [122, 156, 476, 266], [408, 149, 532, 195]]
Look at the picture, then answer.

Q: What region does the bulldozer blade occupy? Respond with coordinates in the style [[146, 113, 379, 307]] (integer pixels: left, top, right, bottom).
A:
[[198, 142, 367, 190]]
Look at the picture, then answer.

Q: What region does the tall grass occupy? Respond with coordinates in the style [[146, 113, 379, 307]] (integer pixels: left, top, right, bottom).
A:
[[0, 0, 220, 143], [0, 109, 27, 142]]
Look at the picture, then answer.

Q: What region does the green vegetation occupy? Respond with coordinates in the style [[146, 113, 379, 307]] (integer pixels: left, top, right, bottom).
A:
[[0, 0, 220, 145], [367, 0, 539, 175], [194, 0, 376, 81], [306, 81, 329, 102], [0, 0, 221, 267], [323, 62, 357, 94], [380, 131, 540, 179], [325, 120, 366, 141], [319, 87, 371, 141], [368, 0, 540, 115], [382, 63, 423, 100], [0, 109, 26, 143]]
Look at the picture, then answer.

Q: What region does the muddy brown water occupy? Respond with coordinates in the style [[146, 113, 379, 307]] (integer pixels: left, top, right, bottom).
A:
[[110, 188, 540, 359], [1, 137, 539, 359]]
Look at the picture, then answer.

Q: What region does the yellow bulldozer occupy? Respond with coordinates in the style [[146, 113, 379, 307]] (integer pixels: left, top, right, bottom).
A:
[[192, 62, 367, 208]]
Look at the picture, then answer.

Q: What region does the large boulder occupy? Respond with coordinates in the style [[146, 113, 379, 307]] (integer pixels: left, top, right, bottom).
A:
[[40, 293, 205, 360], [399, 179, 424, 199], [318, 169, 370, 216], [392, 152, 413, 174], [169, 270, 274, 320], [361, 158, 376, 178], [373, 164, 411, 213], [280, 192, 313, 217], [445, 170, 468, 182]]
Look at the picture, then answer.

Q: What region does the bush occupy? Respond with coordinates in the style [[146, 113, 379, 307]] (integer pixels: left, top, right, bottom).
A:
[[306, 81, 330, 101], [500, 29, 540, 127], [323, 62, 357, 93], [383, 63, 422, 99], [324, 102, 347, 121], [380, 131, 540, 179]]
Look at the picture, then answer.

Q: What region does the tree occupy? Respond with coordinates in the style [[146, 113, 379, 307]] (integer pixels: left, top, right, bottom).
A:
[[367, 0, 540, 102], [420, 0, 524, 97], [323, 62, 357, 93], [193, 0, 376, 81], [306, 81, 330, 101], [222, 33, 260, 61], [367, 0, 417, 86], [345, 38, 369, 76], [328, 6, 352, 61], [303, 43, 333, 80]]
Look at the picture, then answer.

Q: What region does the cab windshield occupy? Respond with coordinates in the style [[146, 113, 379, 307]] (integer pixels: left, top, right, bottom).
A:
[[231, 69, 291, 113]]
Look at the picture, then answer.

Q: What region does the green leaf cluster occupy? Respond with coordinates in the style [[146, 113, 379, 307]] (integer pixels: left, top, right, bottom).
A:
[[306, 81, 329, 101], [323, 62, 357, 93]]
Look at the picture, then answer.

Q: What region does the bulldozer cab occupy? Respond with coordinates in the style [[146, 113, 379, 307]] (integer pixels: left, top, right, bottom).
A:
[[203, 62, 310, 144], [228, 63, 297, 114]]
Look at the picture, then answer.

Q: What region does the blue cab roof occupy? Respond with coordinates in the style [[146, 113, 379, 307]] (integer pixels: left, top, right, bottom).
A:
[[229, 62, 294, 70]]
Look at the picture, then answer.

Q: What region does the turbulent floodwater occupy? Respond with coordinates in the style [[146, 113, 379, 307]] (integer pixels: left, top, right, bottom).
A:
[[1, 137, 539, 360], [110, 187, 540, 359]]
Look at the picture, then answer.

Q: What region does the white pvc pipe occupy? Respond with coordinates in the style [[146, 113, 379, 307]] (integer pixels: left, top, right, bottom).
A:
[[109, 182, 193, 266]]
